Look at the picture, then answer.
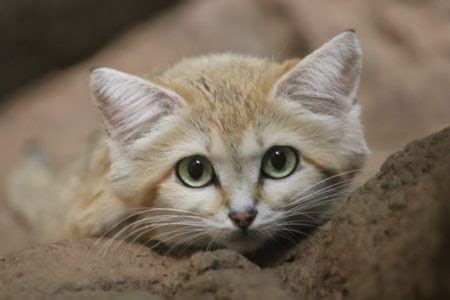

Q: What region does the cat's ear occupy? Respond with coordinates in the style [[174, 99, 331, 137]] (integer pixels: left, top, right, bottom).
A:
[[273, 31, 362, 116], [89, 68, 183, 144]]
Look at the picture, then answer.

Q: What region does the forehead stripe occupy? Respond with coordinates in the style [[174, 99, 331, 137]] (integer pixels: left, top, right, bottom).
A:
[[302, 155, 336, 178]]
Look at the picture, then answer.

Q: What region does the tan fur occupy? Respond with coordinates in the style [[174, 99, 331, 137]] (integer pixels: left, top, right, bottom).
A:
[[7, 32, 370, 253]]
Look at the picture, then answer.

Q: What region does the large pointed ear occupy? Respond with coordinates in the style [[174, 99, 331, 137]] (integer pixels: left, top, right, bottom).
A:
[[89, 68, 184, 144], [273, 31, 362, 116]]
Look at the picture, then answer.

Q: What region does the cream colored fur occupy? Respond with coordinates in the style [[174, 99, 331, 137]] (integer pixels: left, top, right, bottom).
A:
[[7, 32, 369, 253]]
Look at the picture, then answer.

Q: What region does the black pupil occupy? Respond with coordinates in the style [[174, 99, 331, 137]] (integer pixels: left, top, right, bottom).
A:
[[188, 158, 204, 180], [270, 149, 286, 170]]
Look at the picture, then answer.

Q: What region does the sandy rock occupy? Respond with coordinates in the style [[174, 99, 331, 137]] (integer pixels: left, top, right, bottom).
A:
[[176, 270, 294, 300], [275, 126, 450, 299], [0, 240, 183, 299], [53, 290, 164, 300], [189, 250, 259, 275]]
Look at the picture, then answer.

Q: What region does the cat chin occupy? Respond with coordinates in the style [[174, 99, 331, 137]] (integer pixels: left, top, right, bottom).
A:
[[214, 231, 268, 253], [220, 241, 264, 253]]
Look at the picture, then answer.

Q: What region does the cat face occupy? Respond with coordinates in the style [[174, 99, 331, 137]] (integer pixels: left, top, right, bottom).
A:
[[90, 31, 369, 253]]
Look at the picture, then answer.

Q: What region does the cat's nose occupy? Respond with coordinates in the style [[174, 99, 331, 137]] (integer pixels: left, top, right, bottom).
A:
[[228, 209, 257, 231]]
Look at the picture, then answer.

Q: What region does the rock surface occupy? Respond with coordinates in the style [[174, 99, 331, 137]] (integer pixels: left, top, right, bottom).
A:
[[1, 127, 449, 299], [274, 126, 450, 299]]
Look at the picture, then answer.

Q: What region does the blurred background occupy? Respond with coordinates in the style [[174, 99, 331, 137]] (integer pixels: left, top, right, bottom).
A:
[[0, 0, 449, 255]]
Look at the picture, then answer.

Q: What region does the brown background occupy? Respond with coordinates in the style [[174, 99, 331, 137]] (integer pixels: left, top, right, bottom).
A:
[[0, 0, 449, 255]]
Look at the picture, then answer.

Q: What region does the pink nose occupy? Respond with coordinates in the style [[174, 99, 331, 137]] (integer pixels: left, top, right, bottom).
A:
[[228, 209, 257, 230]]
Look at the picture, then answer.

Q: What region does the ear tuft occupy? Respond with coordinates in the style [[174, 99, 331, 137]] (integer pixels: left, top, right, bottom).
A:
[[90, 68, 183, 144], [274, 31, 362, 116]]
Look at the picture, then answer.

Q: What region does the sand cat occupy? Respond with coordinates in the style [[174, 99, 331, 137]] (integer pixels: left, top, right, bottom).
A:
[[7, 31, 369, 253]]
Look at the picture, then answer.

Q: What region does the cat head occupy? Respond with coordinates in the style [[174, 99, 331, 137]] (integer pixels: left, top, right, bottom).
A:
[[90, 31, 369, 253]]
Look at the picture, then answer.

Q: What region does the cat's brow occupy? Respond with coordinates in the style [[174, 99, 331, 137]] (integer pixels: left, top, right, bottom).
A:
[[208, 152, 261, 165]]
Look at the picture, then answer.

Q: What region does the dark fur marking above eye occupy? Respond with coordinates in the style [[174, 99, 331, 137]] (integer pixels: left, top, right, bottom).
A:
[[200, 76, 211, 93], [301, 155, 336, 178]]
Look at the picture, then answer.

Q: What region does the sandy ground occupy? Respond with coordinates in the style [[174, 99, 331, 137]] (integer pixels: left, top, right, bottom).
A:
[[0, 0, 449, 254]]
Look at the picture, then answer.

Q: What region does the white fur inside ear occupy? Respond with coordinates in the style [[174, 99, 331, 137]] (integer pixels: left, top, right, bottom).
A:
[[274, 31, 362, 116], [90, 68, 183, 144]]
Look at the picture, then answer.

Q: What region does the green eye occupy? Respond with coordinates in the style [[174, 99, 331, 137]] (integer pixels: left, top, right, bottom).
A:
[[261, 146, 298, 179], [176, 155, 215, 188]]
